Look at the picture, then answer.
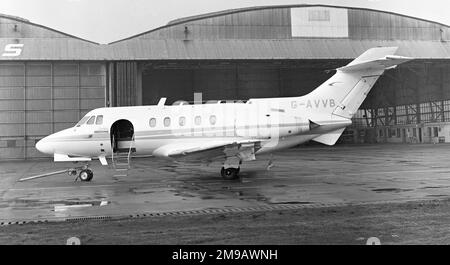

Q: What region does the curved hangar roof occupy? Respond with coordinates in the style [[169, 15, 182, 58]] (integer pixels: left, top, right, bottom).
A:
[[1, 5, 450, 61], [0, 13, 106, 60], [108, 4, 450, 60]]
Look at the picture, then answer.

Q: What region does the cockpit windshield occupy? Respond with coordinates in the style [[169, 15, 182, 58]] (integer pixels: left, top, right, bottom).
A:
[[75, 116, 90, 127], [86, 116, 96, 125]]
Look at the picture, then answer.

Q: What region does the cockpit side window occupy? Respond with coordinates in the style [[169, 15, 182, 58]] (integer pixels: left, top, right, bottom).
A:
[[87, 116, 96, 125], [76, 116, 90, 127], [95, 115, 103, 125]]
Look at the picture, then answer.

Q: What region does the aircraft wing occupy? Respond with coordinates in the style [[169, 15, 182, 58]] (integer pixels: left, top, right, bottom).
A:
[[152, 139, 262, 162]]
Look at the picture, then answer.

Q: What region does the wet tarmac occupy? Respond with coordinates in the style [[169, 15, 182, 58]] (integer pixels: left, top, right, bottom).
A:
[[1, 144, 450, 224]]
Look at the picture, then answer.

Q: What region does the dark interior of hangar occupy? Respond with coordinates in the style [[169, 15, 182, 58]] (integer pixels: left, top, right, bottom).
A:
[[140, 61, 342, 105], [135, 59, 450, 145], [137, 60, 450, 108]]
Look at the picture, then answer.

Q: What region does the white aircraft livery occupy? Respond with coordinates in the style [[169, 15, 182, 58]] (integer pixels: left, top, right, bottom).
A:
[[30, 47, 412, 182]]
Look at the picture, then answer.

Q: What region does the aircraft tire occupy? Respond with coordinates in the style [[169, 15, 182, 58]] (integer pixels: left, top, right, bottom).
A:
[[221, 167, 239, 180], [79, 169, 94, 182]]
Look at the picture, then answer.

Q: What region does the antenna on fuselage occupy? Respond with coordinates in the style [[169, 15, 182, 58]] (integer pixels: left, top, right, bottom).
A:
[[157, 97, 167, 106]]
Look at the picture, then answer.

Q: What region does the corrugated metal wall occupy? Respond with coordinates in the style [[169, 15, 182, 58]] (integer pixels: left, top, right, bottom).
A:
[[132, 6, 449, 41], [0, 62, 106, 160], [110, 61, 139, 107], [347, 9, 446, 41], [143, 8, 292, 40]]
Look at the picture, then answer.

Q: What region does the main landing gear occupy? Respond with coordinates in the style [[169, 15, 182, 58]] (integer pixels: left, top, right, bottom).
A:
[[220, 167, 240, 180], [221, 157, 242, 180]]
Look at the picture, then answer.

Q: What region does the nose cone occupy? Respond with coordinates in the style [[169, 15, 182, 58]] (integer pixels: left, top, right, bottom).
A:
[[36, 138, 52, 155]]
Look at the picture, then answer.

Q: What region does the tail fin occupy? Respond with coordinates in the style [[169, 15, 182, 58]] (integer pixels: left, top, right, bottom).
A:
[[307, 47, 413, 119]]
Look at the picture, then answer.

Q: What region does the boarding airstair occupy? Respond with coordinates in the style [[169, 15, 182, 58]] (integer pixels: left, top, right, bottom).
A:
[[112, 134, 135, 178]]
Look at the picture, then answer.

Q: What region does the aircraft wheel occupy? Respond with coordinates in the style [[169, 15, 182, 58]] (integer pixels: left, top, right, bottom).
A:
[[221, 167, 239, 180], [79, 169, 94, 182]]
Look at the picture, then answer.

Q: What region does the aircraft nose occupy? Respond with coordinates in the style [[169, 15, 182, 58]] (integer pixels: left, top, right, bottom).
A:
[[35, 138, 52, 155]]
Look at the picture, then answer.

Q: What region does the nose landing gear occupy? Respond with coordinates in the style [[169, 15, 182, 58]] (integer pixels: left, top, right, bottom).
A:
[[72, 165, 94, 182], [18, 164, 94, 182], [77, 169, 94, 182]]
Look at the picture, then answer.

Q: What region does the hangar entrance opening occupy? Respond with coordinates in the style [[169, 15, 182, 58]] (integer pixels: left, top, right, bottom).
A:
[[110, 119, 134, 152], [112, 60, 450, 146], [140, 61, 341, 105]]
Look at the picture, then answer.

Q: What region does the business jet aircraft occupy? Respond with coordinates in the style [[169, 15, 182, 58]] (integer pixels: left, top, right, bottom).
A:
[[26, 47, 412, 182]]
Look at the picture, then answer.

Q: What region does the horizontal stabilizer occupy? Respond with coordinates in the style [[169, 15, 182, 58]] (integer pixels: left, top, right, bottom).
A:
[[312, 128, 345, 146], [338, 48, 413, 72]]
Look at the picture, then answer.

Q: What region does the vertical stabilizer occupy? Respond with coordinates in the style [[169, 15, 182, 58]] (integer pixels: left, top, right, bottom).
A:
[[306, 47, 413, 119]]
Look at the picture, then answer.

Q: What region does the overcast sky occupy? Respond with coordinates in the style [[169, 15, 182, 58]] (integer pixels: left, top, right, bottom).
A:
[[2, 0, 450, 44]]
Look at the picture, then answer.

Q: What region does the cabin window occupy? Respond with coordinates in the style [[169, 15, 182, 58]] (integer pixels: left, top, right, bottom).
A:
[[86, 116, 96, 125], [76, 116, 90, 127], [209, 115, 217, 125], [95, 115, 103, 125], [179, 116, 186, 126], [164, 117, 171, 127], [195, 116, 201, 125], [149, 118, 156, 127]]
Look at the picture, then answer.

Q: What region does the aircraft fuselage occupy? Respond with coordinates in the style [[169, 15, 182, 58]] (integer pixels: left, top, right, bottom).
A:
[[36, 96, 350, 159]]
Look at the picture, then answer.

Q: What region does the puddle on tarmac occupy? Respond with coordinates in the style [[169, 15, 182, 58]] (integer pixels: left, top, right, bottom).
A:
[[426, 194, 448, 198], [420, 186, 447, 189], [129, 187, 156, 194], [270, 201, 313, 205], [372, 188, 414, 193], [5, 198, 107, 209]]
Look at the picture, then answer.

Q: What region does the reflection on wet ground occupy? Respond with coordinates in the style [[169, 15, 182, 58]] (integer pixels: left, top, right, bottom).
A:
[[1, 144, 450, 222]]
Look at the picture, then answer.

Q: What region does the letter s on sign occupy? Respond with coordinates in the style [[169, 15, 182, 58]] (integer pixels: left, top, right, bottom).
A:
[[2, 44, 24, 57]]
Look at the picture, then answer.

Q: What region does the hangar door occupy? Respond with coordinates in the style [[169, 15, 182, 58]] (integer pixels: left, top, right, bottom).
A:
[[0, 62, 106, 160]]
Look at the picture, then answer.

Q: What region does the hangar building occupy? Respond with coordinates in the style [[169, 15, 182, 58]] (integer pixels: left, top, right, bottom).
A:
[[1, 4, 450, 159]]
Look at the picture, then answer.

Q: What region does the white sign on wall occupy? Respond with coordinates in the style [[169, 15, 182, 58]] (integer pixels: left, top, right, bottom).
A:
[[2, 44, 24, 57], [291, 7, 349, 38]]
